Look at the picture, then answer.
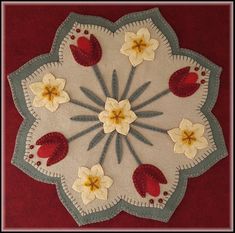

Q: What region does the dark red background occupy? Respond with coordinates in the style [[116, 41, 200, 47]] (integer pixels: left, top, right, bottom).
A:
[[4, 4, 231, 229]]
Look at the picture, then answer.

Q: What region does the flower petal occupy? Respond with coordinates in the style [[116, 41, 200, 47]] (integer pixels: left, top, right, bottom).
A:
[[94, 188, 107, 200], [120, 42, 133, 55], [129, 53, 144, 67], [42, 73, 56, 85], [174, 142, 186, 154], [98, 110, 109, 123], [105, 97, 119, 111], [29, 82, 44, 95], [124, 111, 137, 124], [54, 78, 66, 90], [137, 28, 150, 41], [194, 137, 208, 149], [192, 123, 205, 138], [54, 91, 70, 104], [78, 167, 90, 178], [72, 179, 84, 193], [101, 176, 113, 188], [116, 122, 130, 135], [142, 49, 155, 61], [45, 101, 59, 112], [119, 99, 131, 111], [124, 32, 136, 42], [167, 128, 181, 142], [91, 164, 104, 177], [184, 146, 197, 159], [149, 39, 159, 50], [179, 119, 193, 131], [81, 190, 95, 205], [103, 123, 116, 134], [32, 96, 47, 107]]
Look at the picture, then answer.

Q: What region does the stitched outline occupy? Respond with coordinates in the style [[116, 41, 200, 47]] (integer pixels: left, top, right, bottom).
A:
[[8, 8, 227, 225]]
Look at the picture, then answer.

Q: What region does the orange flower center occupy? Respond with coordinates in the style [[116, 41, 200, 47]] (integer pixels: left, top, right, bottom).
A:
[[109, 109, 125, 124], [182, 131, 196, 145], [132, 38, 147, 53], [84, 176, 100, 191], [42, 85, 60, 101]]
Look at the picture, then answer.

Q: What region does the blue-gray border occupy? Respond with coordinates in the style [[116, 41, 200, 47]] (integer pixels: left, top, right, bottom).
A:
[[8, 8, 228, 226]]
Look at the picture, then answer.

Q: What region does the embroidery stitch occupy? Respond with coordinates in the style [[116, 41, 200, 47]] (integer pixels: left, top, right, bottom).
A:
[[128, 81, 151, 103], [80, 87, 105, 107], [112, 70, 119, 100], [115, 133, 123, 164], [129, 127, 153, 146], [70, 115, 99, 121], [70, 99, 102, 113], [87, 129, 106, 151]]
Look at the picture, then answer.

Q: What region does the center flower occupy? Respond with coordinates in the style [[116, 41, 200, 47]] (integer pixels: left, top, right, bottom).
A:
[[84, 176, 100, 191], [181, 130, 196, 145], [98, 98, 137, 135], [131, 38, 147, 53], [109, 109, 125, 124], [42, 84, 60, 101]]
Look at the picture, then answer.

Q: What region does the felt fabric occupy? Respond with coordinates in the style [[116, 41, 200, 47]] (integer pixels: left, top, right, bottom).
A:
[[17, 16, 218, 218], [6, 4, 228, 229]]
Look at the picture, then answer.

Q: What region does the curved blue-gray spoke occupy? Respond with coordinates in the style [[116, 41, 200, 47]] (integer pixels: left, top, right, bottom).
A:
[[132, 121, 168, 134], [70, 99, 102, 113], [135, 111, 163, 118], [80, 86, 105, 107], [132, 89, 171, 111], [115, 133, 123, 164], [129, 81, 151, 103], [92, 64, 110, 97], [87, 129, 106, 151], [120, 66, 136, 100], [129, 127, 153, 146], [112, 69, 119, 100], [99, 131, 115, 165], [125, 137, 142, 165], [70, 115, 99, 121], [67, 122, 102, 143]]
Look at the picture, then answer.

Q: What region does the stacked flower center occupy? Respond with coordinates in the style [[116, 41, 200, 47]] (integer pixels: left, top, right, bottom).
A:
[[109, 109, 126, 124], [84, 176, 100, 191], [182, 130, 196, 145], [132, 38, 147, 53], [98, 98, 137, 135], [42, 85, 60, 101]]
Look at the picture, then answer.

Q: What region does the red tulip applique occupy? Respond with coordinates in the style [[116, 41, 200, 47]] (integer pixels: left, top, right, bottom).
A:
[[36, 132, 69, 166], [132, 164, 167, 197], [169, 66, 200, 97], [70, 34, 102, 66]]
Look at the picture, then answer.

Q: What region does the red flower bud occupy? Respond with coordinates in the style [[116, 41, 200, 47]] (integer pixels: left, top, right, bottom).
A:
[[36, 132, 68, 166], [132, 164, 167, 197], [169, 66, 200, 97], [70, 34, 102, 66]]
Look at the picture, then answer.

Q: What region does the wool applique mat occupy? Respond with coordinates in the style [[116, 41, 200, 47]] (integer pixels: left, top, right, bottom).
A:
[[8, 8, 228, 226]]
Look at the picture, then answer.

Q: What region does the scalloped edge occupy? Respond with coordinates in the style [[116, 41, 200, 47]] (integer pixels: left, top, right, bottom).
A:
[[8, 8, 228, 226]]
